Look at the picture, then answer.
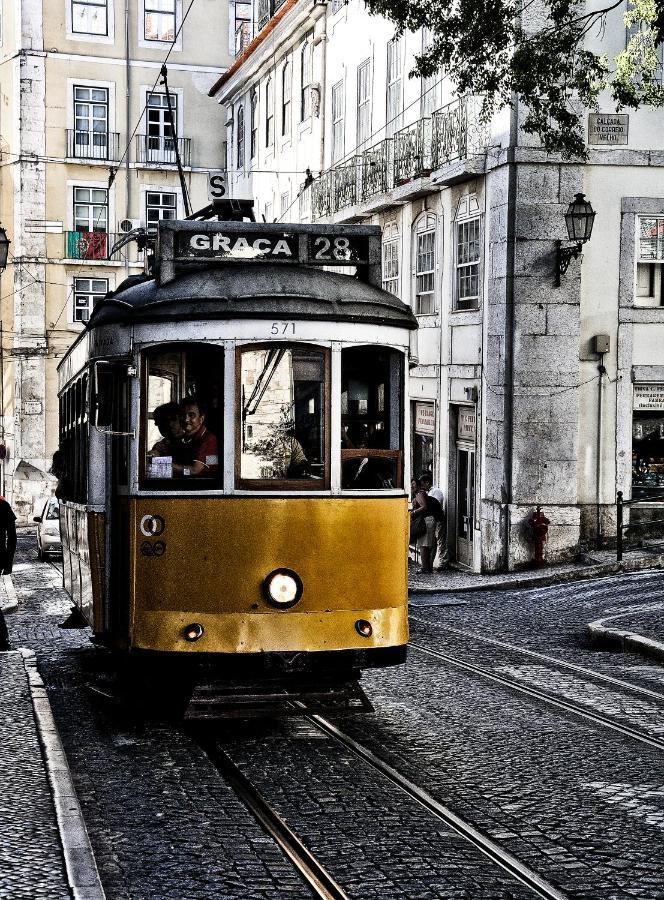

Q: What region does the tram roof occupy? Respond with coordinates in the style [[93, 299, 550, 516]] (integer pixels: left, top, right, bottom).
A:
[[87, 264, 418, 330]]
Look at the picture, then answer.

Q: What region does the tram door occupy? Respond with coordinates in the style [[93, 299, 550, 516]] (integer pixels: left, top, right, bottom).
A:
[[455, 444, 475, 568]]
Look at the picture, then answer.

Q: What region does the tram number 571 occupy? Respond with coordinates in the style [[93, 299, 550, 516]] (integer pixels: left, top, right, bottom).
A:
[[270, 322, 296, 335]]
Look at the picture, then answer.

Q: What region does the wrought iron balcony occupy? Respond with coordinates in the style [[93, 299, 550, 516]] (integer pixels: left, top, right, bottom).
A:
[[360, 140, 392, 201], [393, 119, 432, 185], [332, 157, 360, 212], [431, 96, 488, 170], [65, 230, 110, 261], [135, 135, 191, 167], [311, 171, 333, 220], [66, 129, 120, 162]]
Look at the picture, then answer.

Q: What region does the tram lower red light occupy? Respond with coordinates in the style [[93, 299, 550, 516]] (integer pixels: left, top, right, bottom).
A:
[[355, 619, 373, 638], [183, 623, 204, 642]]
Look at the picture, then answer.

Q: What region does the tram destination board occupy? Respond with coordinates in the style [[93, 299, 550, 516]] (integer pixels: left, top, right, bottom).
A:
[[158, 221, 380, 286]]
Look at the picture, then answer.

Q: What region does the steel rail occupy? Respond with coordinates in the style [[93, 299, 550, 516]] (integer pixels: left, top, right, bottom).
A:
[[197, 737, 351, 900], [410, 642, 664, 752], [306, 713, 570, 900], [409, 616, 664, 703]]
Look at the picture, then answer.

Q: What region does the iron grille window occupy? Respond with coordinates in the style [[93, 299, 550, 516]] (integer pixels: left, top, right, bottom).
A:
[[282, 61, 292, 137], [386, 37, 402, 136], [382, 222, 400, 296], [413, 213, 436, 315], [250, 90, 258, 158], [144, 0, 176, 41], [237, 104, 245, 168], [146, 191, 176, 234], [73, 277, 108, 322], [357, 60, 371, 146], [331, 80, 345, 163], [454, 195, 481, 310], [265, 77, 274, 147], [300, 36, 313, 120], [72, 0, 108, 35]]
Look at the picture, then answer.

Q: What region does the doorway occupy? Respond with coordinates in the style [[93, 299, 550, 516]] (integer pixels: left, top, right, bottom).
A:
[[455, 442, 475, 568]]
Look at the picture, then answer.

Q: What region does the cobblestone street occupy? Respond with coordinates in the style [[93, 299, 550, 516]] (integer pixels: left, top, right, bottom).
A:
[[5, 534, 664, 899]]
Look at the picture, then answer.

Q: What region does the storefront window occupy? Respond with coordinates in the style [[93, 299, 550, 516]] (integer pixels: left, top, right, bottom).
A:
[[143, 345, 222, 485], [632, 387, 664, 499], [341, 346, 403, 488], [412, 401, 434, 479], [239, 346, 327, 487]]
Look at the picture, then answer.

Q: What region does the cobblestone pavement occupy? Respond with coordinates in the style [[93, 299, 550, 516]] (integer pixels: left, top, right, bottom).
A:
[[6, 534, 664, 899]]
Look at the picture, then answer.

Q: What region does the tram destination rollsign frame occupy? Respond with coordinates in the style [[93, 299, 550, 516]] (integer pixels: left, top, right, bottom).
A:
[[157, 220, 382, 287]]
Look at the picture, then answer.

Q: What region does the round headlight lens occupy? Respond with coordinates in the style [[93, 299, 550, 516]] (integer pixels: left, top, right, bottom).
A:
[[263, 568, 303, 609], [183, 622, 204, 642]]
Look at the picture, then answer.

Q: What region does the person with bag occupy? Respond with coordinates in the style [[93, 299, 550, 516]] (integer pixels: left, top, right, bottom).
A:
[[410, 476, 436, 574], [420, 473, 448, 571]]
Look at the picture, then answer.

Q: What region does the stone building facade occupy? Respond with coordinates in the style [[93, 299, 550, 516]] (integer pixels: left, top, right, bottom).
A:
[[216, 0, 664, 572], [0, 0, 229, 519]]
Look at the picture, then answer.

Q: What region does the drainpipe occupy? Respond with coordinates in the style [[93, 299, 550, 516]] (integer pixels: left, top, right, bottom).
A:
[[125, 0, 131, 277], [502, 96, 518, 572], [596, 354, 606, 543], [314, 14, 327, 175]]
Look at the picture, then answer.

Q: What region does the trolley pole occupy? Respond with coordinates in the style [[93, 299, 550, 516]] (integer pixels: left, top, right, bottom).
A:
[[616, 490, 623, 563]]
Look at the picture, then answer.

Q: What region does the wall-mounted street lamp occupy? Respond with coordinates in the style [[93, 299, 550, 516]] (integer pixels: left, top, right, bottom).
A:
[[0, 225, 10, 272], [555, 193, 595, 287]]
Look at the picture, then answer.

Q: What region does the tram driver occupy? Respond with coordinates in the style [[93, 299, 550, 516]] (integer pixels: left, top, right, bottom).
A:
[[172, 397, 219, 477]]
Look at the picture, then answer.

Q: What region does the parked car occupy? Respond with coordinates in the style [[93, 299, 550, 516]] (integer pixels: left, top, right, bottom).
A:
[[33, 496, 61, 560]]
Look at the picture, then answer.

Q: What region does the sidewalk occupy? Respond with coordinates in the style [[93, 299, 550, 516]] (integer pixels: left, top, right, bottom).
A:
[[0, 576, 105, 900]]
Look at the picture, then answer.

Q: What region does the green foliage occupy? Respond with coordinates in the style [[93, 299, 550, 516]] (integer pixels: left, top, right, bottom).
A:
[[366, 0, 664, 158]]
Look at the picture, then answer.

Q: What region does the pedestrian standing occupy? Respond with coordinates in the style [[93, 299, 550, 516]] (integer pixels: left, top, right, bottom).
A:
[[411, 477, 436, 574], [0, 496, 17, 575], [420, 474, 448, 571]]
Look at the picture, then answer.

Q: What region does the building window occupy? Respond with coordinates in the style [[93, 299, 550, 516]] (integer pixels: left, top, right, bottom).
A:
[[237, 104, 245, 168], [357, 60, 372, 147], [454, 195, 481, 311], [420, 27, 438, 118], [386, 36, 402, 136], [264, 200, 273, 222], [281, 191, 290, 217], [265, 77, 274, 147], [146, 191, 176, 234], [72, 0, 108, 35], [331, 80, 345, 163], [300, 36, 313, 120], [145, 91, 177, 161], [626, 21, 664, 83], [234, 1, 252, 55], [299, 182, 311, 222], [144, 0, 176, 42], [74, 187, 108, 232], [413, 213, 436, 316], [73, 277, 108, 323], [73, 86, 109, 159], [637, 216, 664, 306], [250, 89, 258, 158], [282, 61, 292, 137], [382, 222, 400, 296], [633, 386, 664, 499], [412, 401, 435, 481]]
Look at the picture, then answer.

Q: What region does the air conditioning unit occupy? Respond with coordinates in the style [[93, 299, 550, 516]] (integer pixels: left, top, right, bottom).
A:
[[117, 218, 141, 234]]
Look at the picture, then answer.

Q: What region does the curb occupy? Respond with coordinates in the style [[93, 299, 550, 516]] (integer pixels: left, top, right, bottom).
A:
[[21, 649, 106, 900], [1, 573, 18, 613], [587, 605, 664, 665], [409, 555, 664, 595]]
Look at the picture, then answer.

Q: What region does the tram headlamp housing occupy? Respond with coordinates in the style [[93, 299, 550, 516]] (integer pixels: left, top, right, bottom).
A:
[[355, 619, 373, 638], [262, 568, 303, 609], [183, 622, 205, 642]]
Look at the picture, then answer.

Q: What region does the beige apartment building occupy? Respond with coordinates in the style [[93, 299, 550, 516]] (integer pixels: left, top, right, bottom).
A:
[[0, 0, 230, 518]]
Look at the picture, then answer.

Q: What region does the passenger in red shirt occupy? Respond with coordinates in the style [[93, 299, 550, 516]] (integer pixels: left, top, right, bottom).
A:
[[172, 398, 218, 477]]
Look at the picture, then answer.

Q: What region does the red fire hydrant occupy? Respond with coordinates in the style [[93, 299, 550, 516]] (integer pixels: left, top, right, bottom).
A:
[[532, 506, 550, 568]]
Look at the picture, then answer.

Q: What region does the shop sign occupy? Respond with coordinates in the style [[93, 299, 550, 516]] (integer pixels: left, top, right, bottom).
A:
[[458, 407, 476, 440], [588, 113, 629, 145], [23, 400, 42, 415], [415, 402, 435, 436], [634, 384, 664, 410]]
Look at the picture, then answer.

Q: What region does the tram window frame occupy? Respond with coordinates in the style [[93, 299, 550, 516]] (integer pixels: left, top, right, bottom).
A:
[[340, 345, 404, 490], [58, 373, 89, 504], [236, 343, 331, 491], [139, 343, 224, 491]]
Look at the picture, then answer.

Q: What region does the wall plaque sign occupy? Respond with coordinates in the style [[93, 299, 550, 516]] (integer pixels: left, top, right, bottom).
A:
[[458, 407, 476, 440], [588, 113, 629, 145], [634, 384, 664, 410], [415, 402, 435, 436]]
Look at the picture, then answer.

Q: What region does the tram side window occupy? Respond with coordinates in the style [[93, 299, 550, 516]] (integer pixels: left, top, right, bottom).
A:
[[239, 346, 327, 487], [143, 345, 223, 485], [57, 374, 88, 503], [341, 346, 403, 489]]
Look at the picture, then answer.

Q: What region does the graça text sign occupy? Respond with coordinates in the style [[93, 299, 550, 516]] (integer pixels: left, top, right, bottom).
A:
[[176, 230, 298, 261]]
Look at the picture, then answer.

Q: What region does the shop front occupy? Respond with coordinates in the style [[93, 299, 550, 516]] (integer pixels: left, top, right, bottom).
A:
[[412, 401, 435, 479], [632, 384, 664, 500], [454, 405, 476, 569]]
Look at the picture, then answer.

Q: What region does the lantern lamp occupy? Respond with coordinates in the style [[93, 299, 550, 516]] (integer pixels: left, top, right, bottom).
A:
[[0, 225, 9, 272], [555, 193, 595, 286]]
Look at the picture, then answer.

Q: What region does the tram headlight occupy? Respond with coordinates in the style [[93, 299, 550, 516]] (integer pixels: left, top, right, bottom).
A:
[[262, 568, 303, 609], [183, 622, 205, 642], [355, 619, 373, 638]]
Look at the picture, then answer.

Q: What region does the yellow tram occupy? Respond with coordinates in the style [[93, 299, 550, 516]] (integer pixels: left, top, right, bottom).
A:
[[57, 220, 417, 712]]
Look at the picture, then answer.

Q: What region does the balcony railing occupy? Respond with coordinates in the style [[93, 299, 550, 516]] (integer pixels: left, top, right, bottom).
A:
[[360, 140, 392, 201], [332, 157, 360, 212], [135, 135, 191, 167], [431, 96, 488, 170], [66, 129, 120, 162], [65, 230, 110, 261], [235, 20, 251, 56], [393, 119, 432, 185], [312, 171, 333, 220]]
